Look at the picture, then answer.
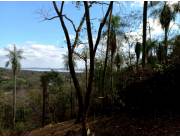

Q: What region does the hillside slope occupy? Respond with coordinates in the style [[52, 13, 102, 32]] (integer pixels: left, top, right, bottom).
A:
[[27, 59, 180, 136]]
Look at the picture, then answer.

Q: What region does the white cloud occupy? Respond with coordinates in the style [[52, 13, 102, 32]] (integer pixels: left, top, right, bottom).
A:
[[124, 17, 179, 43], [0, 42, 85, 69], [130, 1, 143, 7], [147, 18, 179, 40]]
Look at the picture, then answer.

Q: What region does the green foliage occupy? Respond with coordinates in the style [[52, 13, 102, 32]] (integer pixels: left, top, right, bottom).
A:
[[172, 35, 180, 57], [5, 45, 24, 74], [14, 122, 26, 133], [152, 63, 164, 72], [41, 70, 63, 93], [160, 3, 174, 30]]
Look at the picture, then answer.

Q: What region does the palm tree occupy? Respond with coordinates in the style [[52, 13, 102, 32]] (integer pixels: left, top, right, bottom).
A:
[[5, 45, 23, 128], [146, 39, 158, 63], [103, 15, 121, 95], [109, 15, 121, 61], [159, 2, 175, 63], [109, 15, 121, 96], [149, 1, 179, 63]]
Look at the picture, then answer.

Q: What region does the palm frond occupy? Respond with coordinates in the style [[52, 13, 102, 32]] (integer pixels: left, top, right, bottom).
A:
[[5, 45, 24, 72]]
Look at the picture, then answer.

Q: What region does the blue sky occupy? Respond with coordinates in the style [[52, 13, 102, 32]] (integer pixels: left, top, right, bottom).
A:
[[0, 1, 179, 69], [0, 1, 142, 47], [0, 1, 64, 46]]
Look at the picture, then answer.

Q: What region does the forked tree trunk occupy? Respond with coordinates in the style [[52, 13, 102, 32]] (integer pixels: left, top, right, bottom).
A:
[[53, 1, 113, 135]]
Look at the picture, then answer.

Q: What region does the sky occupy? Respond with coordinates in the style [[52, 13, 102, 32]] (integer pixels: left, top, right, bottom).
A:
[[0, 1, 179, 69]]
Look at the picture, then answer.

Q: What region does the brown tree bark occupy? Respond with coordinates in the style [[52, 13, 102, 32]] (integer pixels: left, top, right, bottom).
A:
[[12, 73, 16, 129], [164, 27, 168, 63], [102, 6, 113, 97], [53, 1, 113, 135], [142, 1, 148, 68], [83, 2, 113, 135], [53, 1, 84, 122]]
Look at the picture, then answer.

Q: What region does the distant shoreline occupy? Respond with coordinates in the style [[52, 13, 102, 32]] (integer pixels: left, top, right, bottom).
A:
[[0, 67, 84, 73]]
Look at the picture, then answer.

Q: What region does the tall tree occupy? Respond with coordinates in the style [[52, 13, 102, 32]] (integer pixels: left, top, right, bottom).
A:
[[142, 1, 148, 68], [102, 6, 113, 97], [40, 71, 63, 126], [52, 1, 113, 135], [149, 1, 179, 63], [5, 45, 23, 128], [108, 15, 121, 95], [102, 14, 122, 96], [159, 2, 175, 63]]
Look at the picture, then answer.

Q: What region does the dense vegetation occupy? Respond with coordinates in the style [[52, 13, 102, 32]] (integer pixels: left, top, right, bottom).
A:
[[0, 1, 179, 135]]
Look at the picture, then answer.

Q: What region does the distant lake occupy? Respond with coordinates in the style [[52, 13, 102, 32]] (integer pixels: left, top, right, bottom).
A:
[[21, 68, 84, 73]]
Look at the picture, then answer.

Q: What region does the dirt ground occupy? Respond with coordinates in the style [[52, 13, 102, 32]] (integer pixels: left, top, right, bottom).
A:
[[27, 111, 180, 136]]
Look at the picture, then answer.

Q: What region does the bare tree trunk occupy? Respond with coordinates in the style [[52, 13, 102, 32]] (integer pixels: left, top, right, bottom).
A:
[[69, 52, 84, 122], [164, 27, 168, 63], [110, 52, 114, 104], [102, 7, 113, 97], [70, 77, 73, 118], [83, 2, 113, 135], [85, 59, 88, 92], [129, 44, 132, 66], [136, 55, 139, 71], [53, 2, 84, 123], [142, 1, 148, 68], [12, 73, 16, 129], [53, 2, 113, 135]]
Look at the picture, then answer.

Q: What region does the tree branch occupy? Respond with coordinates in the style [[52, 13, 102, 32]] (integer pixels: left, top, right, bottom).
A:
[[72, 13, 86, 51], [52, 1, 72, 51], [93, 1, 113, 55], [74, 51, 87, 61], [43, 16, 59, 21], [84, 2, 94, 53], [63, 14, 77, 32], [41, 13, 77, 32], [72, 2, 95, 51]]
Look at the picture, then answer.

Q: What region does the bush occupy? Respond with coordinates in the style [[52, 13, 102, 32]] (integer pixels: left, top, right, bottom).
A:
[[15, 122, 26, 134]]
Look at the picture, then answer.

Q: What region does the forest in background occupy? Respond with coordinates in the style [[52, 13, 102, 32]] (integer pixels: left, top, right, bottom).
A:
[[0, 1, 179, 135]]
